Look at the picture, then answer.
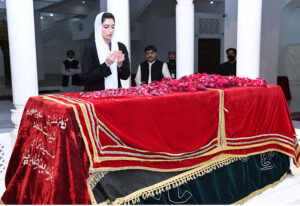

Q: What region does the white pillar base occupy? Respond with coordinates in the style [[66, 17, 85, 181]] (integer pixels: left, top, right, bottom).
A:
[[0, 132, 13, 197]]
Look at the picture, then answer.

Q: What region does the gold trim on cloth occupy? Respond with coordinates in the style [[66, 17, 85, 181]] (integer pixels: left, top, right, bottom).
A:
[[42, 94, 300, 170], [218, 89, 227, 147]]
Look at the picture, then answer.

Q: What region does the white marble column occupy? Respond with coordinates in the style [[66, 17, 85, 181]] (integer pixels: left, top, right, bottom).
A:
[[224, 0, 238, 62], [107, 0, 131, 88], [176, 0, 194, 78], [6, 0, 39, 146], [236, 0, 262, 78]]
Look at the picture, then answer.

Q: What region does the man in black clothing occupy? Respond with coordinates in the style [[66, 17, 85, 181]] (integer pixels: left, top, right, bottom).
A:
[[61, 50, 82, 93], [167, 51, 176, 79], [219, 48, 236, 76], [135, 45, 170, 86]]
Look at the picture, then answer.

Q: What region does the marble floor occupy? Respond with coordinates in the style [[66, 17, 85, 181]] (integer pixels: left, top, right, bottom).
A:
[[0, 93, 300, 204]]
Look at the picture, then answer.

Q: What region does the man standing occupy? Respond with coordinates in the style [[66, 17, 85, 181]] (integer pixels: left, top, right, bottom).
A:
[[135, 45, 171, 86], [219, 48, 236, 76], [167, 51, 176, 79], [61, 50, 82, 92]]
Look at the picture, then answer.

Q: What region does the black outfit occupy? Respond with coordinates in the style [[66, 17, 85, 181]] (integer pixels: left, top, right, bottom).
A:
[[62, 59, 81, 86], [219, 61, 236, 76], [167, 63, 176, 79], [81, 41, 130, 91], [140, 60, 164, 84]]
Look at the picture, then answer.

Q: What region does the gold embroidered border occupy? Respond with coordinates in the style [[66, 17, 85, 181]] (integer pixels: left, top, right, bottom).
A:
[[86, 148, 300, 174], [46, 95, 100, 159], [218, 89, 227, 146], [42, 95, 300, 169], [87, 140, 299, 165]]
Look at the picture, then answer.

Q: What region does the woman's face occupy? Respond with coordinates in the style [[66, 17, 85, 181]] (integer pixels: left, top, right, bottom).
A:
[[101, 18, 115, 43]]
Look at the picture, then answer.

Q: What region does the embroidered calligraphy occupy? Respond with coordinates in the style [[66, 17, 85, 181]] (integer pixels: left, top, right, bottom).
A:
[[22, 107, 69, 182]]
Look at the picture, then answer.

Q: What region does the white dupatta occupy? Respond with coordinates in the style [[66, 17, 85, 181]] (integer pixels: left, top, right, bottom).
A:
[[94, 12, 119, 89]]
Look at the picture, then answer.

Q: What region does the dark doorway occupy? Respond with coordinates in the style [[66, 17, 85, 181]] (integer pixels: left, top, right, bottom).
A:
[[0, 20, 11, 86], [197, 38, 220, 74], [0, 40, 11, 86]]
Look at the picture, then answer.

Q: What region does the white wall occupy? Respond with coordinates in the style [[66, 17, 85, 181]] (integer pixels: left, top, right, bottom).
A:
[[259, 0, 282, 85], [72, 10, 98, 41], [42, 18, 81, 75], [35, 11, 45, 80], [284, 44, 300, 82], [285, 8, 300, 45], [43, 38, 81, 75], [278, 0, 300, 78]]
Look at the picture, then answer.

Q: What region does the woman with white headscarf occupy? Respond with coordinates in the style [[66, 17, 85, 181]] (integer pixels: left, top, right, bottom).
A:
[[81, 12, 130, 91]]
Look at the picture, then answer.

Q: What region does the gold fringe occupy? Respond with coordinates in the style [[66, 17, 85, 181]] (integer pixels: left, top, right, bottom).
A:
[[233, 172, 289, 205], [87, 171, 108, 190], [108, 156, 241, 205]]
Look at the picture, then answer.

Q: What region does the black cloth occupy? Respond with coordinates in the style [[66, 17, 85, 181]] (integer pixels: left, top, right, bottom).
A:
[[219, 61, 236, 76], [81, 41, 130, 91], [62, 59, 80, 86], [167, 63, 176, 79], [140, 60, 164, 84]]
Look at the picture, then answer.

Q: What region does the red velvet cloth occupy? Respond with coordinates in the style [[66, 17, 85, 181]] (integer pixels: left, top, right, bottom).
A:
[[2, 85, 299, 204], [2, 97, 90, 204]]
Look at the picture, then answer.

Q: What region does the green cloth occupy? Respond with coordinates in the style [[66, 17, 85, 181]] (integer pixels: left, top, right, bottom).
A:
[[140, 152, 290, 204]]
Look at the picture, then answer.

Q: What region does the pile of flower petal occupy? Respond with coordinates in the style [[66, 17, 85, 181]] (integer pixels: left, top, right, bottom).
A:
[[80, 73, 267, 99]]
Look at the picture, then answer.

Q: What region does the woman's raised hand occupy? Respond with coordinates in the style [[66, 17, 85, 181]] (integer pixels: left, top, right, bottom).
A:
[[105, 51, 119, 66], [105, 51, 125, 68], [116, 51, 125, 68]]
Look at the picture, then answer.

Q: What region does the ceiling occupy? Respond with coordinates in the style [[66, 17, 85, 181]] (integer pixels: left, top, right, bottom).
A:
[[0, 0, 225, 23]]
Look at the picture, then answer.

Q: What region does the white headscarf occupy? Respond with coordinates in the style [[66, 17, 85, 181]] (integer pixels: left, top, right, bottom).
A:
[[94, 12, 119, 89]]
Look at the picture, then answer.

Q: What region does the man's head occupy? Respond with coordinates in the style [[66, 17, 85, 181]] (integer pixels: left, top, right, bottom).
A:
[[168, 51, 176, 63], [66, 50, 75, 59], [144, 45, 157, 63], [226, 48, 236, 63]]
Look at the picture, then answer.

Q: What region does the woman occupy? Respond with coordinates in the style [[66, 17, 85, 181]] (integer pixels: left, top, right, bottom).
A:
[[81, 12, 130, 91]]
